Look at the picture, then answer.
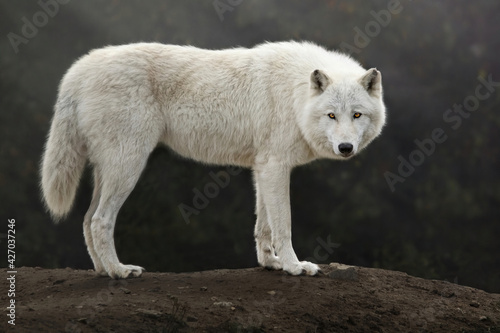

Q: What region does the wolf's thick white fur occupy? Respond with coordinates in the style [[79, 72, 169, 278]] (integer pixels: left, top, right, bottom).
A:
[[41, 41, 386, 279]]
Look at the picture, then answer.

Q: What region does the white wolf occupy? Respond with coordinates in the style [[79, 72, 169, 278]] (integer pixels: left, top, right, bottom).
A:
[[41, 41, 386, 279]]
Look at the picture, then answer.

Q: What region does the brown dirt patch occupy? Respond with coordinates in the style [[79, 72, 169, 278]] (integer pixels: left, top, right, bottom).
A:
[[2, 265, 499, 332]]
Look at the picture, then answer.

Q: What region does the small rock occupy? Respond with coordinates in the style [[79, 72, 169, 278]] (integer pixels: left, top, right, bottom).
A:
[[77, 318, 88, 324], [186, 315, 198, 322], [469, 301, 480, 308], [479, 316, 488, 321], [329, 263, 352, 269], [213, 301, 233, 308], [328, 264, 358, 281], [53, 279, 65, 285], [200, 286, 208, 291], [136, 308, 163, 318], [119, 287, 131, 294], [441, 290, 455, 298], [267, 291, 276, 296]]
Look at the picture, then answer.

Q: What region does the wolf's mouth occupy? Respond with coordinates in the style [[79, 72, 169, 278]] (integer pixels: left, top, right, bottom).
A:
[[340, 152, 354, 158]]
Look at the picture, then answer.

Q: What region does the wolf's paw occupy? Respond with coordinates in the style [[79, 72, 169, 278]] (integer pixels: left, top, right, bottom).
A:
[[257, 246, 283, 270], [90, 261, 109, 277], [108, 264, 145, 279], [259, 254, 283, 271], [283, 261, 320, 276], [95, 269, 110, 277]]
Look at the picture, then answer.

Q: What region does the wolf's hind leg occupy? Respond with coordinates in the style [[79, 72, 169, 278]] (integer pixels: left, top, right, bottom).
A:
[[90, 152, 151, 279], [253, 172, 282, 270], [83, 168, 107, 276]]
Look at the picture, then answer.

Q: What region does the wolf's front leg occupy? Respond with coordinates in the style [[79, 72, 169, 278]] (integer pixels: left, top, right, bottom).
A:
[[254, 162, 319, 276], [253, 172, 282, 270]]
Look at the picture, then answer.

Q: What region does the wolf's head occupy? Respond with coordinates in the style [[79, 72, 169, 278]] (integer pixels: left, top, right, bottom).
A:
[[300, 68, 386, 160]]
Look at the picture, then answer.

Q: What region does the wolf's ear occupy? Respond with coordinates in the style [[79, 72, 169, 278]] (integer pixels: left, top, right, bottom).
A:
[[359, 68, 382, 97], [310, 69, 331, 94]]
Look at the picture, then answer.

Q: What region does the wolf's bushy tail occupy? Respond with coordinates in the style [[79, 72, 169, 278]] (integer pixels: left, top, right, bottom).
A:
[[41, 99, 86, 221]]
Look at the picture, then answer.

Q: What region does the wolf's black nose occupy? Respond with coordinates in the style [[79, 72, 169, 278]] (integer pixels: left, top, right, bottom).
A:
[[338, 143, 353, 154]]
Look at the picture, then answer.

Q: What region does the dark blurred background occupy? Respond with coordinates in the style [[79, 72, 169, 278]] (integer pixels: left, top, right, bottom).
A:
[[1, 0, 499, 292]]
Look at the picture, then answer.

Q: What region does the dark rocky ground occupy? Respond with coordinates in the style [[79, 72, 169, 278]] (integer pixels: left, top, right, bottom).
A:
[[2, 264, 499, 332]]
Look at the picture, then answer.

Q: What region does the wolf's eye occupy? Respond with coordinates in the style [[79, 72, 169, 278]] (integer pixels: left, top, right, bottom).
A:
[[353, 112, 362, 119], [328, 113, 336, 119]]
